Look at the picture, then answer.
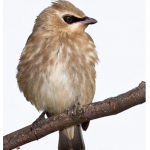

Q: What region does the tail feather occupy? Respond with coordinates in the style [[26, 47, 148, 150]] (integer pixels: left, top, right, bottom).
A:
[[82, 121, 90, 131], [58, 125, 85, 150], [64, 125, 75, 140]]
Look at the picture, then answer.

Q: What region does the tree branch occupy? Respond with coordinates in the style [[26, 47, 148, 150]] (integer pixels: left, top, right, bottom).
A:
[[3, 81, 146, 150]]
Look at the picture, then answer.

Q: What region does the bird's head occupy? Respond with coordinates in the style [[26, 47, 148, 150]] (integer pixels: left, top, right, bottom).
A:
[[33, 0, 97, 34]]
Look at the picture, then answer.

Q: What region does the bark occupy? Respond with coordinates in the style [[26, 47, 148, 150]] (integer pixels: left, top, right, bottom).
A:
[[3, 81, 146, 150]]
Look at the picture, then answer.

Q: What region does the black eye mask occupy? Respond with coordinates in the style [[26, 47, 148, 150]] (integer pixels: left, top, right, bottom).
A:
[[63, 15, 88, 24]]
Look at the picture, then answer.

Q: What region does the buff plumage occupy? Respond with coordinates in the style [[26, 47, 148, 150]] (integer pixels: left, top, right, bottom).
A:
[[17, 0, 98, 148]]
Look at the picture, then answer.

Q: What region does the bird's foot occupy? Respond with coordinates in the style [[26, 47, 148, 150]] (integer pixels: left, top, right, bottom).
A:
[[31, 111, 47, 139], [71, 101, 84, 120]]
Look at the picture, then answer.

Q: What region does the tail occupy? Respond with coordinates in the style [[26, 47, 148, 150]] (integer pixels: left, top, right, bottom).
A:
[[58, 125, 85, 150]]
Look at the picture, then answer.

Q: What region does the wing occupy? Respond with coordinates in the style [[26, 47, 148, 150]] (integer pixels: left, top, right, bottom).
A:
[[16, 31, 60, 111]]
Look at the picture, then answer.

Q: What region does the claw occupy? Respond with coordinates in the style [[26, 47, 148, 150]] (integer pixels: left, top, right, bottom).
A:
[[31, 111, 46, 139], [71, 102, 84, 120]]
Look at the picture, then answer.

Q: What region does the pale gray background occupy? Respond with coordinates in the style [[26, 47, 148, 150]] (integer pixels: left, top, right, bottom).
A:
[[4, 0, 145, 149]]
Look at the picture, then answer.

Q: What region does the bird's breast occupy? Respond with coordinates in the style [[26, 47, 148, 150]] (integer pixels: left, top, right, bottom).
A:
[[17, 33, 98, 114]]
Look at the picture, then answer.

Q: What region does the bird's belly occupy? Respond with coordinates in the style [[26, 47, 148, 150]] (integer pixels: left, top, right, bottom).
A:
[[34, 65, 78, 114], [28, 59, 95, 114], [34, 68, 94, 114]]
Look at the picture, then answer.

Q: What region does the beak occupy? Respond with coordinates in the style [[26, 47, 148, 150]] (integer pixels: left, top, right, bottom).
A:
[[83, 17, 97, 25]]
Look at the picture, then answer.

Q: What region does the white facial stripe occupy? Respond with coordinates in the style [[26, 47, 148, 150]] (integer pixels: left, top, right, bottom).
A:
[[68, 22, 83, 31]]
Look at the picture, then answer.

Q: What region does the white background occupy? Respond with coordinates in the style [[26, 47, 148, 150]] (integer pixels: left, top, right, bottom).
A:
[[3, 0, 145, 150]]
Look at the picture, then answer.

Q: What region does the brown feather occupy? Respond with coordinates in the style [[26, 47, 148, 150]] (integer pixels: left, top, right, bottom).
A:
[[17, 0, 99, 146]]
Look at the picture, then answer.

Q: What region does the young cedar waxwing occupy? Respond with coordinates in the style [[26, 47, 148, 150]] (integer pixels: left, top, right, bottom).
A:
[[17, 0, 98, 149]]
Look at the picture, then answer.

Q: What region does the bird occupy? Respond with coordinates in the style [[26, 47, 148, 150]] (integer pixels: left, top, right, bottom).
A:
[[16, 0, 98, 149]]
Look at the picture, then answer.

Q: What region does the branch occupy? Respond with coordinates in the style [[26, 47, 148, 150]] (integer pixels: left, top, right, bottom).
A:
[[3, 81, 146, 150]]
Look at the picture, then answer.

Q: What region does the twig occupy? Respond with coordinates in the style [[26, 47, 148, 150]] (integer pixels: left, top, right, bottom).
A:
[[3, 81, 146, 150]]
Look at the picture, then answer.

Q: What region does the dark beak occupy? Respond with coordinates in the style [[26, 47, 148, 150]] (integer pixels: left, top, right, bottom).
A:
[[84, 17, 97, 25]]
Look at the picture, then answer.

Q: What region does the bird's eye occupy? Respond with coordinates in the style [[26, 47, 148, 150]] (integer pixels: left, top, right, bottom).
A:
[[63, 15, 88, 24], [63, 16, 73, 24]]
